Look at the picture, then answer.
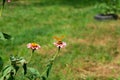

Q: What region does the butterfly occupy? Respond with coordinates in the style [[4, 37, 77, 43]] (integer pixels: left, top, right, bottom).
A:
[[53, 36, 64, 44]]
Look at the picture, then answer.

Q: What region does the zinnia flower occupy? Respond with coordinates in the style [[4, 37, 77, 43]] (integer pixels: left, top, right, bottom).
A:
[[27, 43, 41, 50], [54, 41, 66, 48]]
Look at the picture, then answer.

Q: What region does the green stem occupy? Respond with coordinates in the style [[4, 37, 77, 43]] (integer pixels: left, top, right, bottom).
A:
[[52, 47, 60, 60], [40, 47, 60, 78], [27, 50, 34, 63], [40, 69, 47, 77]]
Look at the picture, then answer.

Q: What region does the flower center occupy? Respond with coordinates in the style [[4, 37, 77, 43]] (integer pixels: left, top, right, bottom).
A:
[[31, 43, 38, 47]]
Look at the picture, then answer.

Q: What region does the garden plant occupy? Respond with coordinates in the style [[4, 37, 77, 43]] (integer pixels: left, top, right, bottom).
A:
[[0, 0, 67, 80], [0, 32, 66, 80], [94, 0, 120, 20]]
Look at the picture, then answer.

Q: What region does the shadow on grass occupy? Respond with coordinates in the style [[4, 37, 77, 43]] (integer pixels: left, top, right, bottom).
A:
[[32, 0, 102, 8], [8, 0, 103, 8]]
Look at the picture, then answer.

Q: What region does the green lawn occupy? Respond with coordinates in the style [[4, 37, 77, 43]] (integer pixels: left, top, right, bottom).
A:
[[0, 0, 120, 80]]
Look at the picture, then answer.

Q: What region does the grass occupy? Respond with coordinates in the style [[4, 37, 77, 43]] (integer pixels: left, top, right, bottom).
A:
[[0, 0, 120, 80]]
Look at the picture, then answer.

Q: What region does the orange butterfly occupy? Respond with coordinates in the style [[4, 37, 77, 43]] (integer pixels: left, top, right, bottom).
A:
[[53, 36, 64, 44]]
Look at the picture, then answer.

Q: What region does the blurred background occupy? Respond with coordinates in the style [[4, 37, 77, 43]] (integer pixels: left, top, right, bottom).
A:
[[0, 0, 120, 80]]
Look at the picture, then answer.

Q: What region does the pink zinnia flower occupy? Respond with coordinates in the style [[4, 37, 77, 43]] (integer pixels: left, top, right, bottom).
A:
[[7, 0, 11, 2], [27, 43, 41, 50], [53, 36, 66, 48], [54, 41, 66, 48]]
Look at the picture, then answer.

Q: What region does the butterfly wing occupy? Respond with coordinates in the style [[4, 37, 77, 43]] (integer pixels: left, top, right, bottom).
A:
[[53, 36, 64, 41]]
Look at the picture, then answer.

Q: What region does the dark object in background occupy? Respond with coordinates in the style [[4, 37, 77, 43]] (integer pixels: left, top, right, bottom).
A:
[[2, 0, 10, 8], [2, 32, 12, 40], [94, 14, 119, 20], [0, 32, 12, 40], [23, 63, 27, 75], [2, 0, 6, 8], [0, 57, 3, 72]]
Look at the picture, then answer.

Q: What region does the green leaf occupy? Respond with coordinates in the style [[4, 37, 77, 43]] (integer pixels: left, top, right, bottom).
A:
[[1, 65, 16, 80], [10, 56, 16, 62], [25, 67, 40, 80], [0, 76, 4, 80], [10, 56, 26, 65], [2, 65, 11, 75], [10, 56, 27, 75], [46, 61, 53, 77], [17, 58, 26, 65], [0, 32, 13, 41]]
